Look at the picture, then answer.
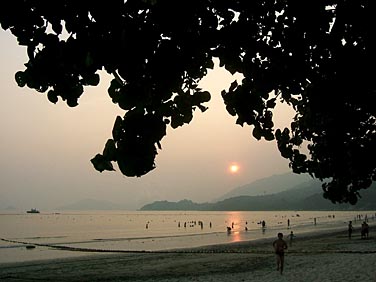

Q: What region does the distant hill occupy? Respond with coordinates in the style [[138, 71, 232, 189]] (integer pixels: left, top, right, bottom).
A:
[[58, 199, 127, 210], [0, 205, 19, 211], [140, 181, 376, 211], [215, 172, 314, 201], [140, 199, 203, 211]]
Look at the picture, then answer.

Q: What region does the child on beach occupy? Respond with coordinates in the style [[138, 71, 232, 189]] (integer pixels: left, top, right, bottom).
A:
[[287, 231, 295, 247], [273, 232, 288, 274]]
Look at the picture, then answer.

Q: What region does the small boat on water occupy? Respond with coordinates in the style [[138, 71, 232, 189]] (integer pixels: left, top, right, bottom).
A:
[[26, 208, 40, 214]]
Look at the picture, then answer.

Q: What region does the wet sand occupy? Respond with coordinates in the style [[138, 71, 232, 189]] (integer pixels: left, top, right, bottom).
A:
[[0, 226, 375, 282]]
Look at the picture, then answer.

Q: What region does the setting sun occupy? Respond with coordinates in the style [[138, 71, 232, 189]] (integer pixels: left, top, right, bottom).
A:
[[229, 164, 240, 174]]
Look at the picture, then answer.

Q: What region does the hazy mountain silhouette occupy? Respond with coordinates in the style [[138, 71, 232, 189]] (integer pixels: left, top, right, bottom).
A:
[[56, 173, 376, 211], [215, 172, 313, 201], [141, 179, 376, 211]]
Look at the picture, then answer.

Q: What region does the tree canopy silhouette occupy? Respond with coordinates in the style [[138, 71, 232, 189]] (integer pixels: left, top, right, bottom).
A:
[[1, 1, 375, 204]]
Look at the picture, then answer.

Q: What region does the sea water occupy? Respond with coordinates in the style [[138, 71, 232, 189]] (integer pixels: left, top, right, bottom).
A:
[[0, 210, 374, 263]]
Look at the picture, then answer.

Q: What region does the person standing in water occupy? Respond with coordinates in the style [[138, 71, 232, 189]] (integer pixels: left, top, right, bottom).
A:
[[273, 232, 288, 274], [262, 220, 266, 228]]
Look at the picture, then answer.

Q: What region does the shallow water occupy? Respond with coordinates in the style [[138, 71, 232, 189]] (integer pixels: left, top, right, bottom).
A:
[[0, 210, 374, 263]]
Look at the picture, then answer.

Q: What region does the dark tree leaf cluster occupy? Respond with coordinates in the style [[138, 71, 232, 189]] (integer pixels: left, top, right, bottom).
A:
[[1, 0, 375, 204]]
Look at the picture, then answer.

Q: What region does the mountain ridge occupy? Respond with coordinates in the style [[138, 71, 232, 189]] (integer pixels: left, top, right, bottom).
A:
[[215, 172, 313, 201], [140, 179, 376, 211]]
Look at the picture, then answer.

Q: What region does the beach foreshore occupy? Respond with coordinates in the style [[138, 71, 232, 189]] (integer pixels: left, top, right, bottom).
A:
[[1, 226, 375, 282]]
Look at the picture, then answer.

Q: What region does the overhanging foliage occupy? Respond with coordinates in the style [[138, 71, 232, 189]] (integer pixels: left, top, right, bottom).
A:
[[1, 0, 375, 204]]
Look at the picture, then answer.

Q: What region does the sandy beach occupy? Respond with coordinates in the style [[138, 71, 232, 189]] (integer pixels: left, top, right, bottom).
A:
[[0, 226, 375, 282]]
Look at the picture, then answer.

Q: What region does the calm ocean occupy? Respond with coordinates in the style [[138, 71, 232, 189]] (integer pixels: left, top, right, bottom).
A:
[[0, 210, 374, 263]]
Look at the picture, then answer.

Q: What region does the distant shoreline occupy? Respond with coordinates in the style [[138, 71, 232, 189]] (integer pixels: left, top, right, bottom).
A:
[[1, 209, 374, 274]]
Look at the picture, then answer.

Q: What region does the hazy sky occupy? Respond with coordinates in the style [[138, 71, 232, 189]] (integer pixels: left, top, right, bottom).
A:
[[0, 29, 294, 210]]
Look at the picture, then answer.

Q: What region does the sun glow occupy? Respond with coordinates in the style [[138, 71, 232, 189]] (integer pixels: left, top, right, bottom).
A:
[[229, 163, 240, 174]]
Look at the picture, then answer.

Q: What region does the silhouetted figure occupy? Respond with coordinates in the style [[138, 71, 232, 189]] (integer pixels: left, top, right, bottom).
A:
[[262, 220, 266, 228], [314, 218, 317, 225], [227, 226, 232, 234], [273, 232, 288, 274], [361, 221, 369, 239], [287, 231, 295, 247], [287, 219, 290, 229], [348, 221, 353, 239]]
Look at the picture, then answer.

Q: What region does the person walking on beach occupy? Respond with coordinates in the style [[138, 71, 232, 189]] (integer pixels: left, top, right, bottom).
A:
[[287, 231, 295, 247], [273, 232, 288, 274], [361, 221, 369, 239], [348, 221, 353, 239]]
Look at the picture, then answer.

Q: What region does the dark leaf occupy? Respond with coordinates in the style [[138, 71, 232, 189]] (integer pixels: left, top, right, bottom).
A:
[[90, 154, 115, 172], [252, 126, 262, 140], [103, 139, 117, 161], [47, 90, 58, 104], [15, 71, 26, 87]]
